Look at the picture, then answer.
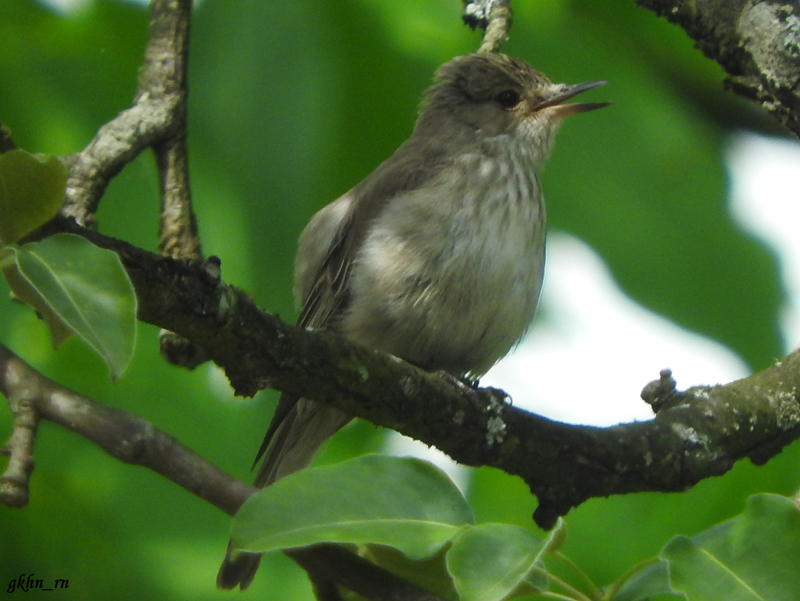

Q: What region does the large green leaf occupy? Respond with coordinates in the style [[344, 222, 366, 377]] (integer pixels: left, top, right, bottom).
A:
[[231, 455, 473, 559], [662, 494, 800, 601], [12, 233, 137, 380], [447, 523, 546, 601], [0, 149, 66, 245]]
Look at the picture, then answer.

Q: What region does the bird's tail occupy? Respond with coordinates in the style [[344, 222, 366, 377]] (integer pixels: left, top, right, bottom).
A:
[[216, 395, 351, 590]]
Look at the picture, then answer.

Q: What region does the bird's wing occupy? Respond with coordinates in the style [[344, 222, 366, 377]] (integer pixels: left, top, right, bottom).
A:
[[253, 138, 449, 477], [250, 189, 358, 473], [221, 105, 452, 594]]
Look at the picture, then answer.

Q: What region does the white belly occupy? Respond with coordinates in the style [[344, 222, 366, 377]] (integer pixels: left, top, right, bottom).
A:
[[342, 165, 546, 376]]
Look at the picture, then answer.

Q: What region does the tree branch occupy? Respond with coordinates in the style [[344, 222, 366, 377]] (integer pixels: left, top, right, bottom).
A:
[[0, 396, 38, 508], [140, 0, 201, 261], [29, 218, 800, 529], [61, 0, 198, 230], [136, 0, 207, 368], [638, 0, 800, 138], [463, 0, 514, 53], [0, 341, 250, 515], [0, 342, 444, 601], [60, 95, 180, 226]]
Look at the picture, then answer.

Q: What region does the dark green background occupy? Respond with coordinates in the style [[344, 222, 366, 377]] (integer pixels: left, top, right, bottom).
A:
[[0, 0, 794, 599]]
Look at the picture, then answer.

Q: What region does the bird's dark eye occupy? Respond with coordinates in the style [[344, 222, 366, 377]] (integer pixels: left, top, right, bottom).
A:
[[495, 89, 521, 109]]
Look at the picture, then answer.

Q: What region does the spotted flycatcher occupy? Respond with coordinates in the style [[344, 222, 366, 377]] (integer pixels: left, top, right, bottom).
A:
[[218, 52, 607, 590]]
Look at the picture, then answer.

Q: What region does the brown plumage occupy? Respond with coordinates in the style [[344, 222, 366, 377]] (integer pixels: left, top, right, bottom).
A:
[[217, 52, 607, 591]]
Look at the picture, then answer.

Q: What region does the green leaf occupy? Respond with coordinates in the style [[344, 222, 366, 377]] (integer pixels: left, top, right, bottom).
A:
[[0, 149, 67, 245], [610, 560, 678, 601], [662, 494, 800, 601], [662, 536, 761, 601], [231, 455, 473, 559], [12, 233, 137, 379], [447, 523, 546, 601], [1, 252, 75, 348]]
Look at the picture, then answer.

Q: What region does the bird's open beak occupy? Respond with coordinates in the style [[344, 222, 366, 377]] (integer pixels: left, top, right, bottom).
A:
[[536, 80, 610, 118]]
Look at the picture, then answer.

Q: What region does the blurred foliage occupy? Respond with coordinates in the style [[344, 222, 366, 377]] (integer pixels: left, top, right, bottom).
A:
[[0, 0, 796, 599]]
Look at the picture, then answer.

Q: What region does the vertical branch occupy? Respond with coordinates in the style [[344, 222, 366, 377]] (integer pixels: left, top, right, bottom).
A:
[[140, 0, 201, 261], [0, 398, 38, 508], [1, 98, 34, 510], [155, 136, 201, 260], [139, 0, 207, 366], [463, 0, 514, 53]]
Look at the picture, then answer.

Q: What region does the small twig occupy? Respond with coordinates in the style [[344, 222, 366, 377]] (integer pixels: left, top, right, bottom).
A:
[[155, 135, 200, 260], [0, 398, 38, 508], [139, 0, 206, 367], [140, 0, 201, 261], [480, 0, 513, 53], [640, 368, 678, 412], [463, 0, 514, 53]]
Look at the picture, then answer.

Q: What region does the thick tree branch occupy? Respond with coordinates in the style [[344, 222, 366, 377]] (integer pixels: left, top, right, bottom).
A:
[[638, 0, 800, 138], [30, 219, 800, 529], [0, 342, 444, 601]]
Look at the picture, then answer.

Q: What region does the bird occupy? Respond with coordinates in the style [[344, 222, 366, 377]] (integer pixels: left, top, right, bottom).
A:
[[217, 51, 607, 591]]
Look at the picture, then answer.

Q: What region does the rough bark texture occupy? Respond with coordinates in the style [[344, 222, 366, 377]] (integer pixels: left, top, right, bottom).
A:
[[638, 0, 800, 137]]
